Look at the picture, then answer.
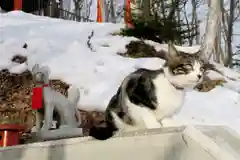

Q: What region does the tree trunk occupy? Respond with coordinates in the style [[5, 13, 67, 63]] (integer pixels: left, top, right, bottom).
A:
[[214, 25, 223, 63], [62, 0, 72, 11], [201, 0, 221, 62], [142, 0, 151, 20], [104, 0, 109, 22], [191, 0, 200, 44], [226, 0, 235, 67], [109, 0, 116, 23]]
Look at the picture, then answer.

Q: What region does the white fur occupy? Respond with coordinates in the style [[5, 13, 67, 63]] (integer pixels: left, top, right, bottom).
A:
[[110, 43, 204, 132], [153, 73, 186, 120], [110, 72, 186, 131], [111, 62, 203, 131]]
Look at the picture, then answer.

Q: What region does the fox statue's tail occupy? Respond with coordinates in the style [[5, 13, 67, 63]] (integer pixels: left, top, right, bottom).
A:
[[67, 85, 80, 105], [67, 85, 81, 127]]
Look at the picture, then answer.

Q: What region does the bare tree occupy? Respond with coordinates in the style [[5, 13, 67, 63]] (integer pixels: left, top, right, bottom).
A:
[[101, 0, 117, 23], [225, 0, 235, 67], [142, 0, 151, 20], [44, 0, 60, 18], [219, 0, 240, 67], [109, 0, 117, 23], [104, 0, 112, 22], [81, 0, 93, 21], [62, 0, 72, 11], [201, 0, 221, 62], [191, 0, 200, 44], [233, 44, 240, 67], [73, 0, 84, 21], [182, 1, 192, 45], [213, 16, 223, 63]]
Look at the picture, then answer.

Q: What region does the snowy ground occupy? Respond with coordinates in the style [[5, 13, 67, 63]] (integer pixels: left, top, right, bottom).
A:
[[0, 11, 240, 134]]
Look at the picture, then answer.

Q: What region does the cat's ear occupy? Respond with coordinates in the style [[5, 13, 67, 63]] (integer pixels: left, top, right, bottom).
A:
[[167, 41, 180, 61], [195, 49, 208, 63]]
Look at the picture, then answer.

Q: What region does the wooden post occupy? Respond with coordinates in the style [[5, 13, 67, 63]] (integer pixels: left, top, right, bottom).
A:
[[14, 0, 22, 10], [97, 0, 103, 22]]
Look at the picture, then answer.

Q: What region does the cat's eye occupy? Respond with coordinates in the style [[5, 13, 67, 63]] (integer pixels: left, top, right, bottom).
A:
[[183, 64, 193, 70], [173, 68, 185, 74]]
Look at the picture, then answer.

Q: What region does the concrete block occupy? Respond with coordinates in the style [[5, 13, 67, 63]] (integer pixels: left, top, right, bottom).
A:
[[0, 125, 239, 160]]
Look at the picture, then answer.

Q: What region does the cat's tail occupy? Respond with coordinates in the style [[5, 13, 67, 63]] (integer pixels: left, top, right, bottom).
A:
[[119, 72, 141, 113], [89, 121, 117, 140]]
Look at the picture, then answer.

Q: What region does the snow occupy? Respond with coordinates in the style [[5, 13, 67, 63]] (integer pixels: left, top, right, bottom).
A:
[[0, 11, 240, 134]]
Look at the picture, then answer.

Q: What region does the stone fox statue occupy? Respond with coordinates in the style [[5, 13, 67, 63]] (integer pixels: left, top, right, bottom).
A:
[[31, 64, 81, 132]]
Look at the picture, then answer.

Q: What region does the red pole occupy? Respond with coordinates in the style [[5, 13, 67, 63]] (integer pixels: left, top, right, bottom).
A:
[[124, 0, 134, 28], [97, 0, 103, 22], [14, 0, 22, 10]]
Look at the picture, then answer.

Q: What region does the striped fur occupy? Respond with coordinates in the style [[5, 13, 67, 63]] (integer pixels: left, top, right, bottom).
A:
[[89, 42, 206, 140]]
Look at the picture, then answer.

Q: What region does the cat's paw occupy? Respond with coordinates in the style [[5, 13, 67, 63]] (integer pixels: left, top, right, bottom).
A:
[[161, 118, 181, 127]]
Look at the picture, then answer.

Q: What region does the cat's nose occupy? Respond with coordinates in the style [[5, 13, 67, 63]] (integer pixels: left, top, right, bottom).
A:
[[197, 74, 202, 79]]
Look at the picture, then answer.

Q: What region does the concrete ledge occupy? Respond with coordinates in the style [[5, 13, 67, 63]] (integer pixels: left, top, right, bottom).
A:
[[196, 125, 240, 158], [29, 128, 83, 142], [0, 125, 239, 160]]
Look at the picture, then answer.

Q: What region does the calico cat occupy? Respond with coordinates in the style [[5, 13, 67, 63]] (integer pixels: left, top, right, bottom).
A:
[[89, 42, 206, 140]]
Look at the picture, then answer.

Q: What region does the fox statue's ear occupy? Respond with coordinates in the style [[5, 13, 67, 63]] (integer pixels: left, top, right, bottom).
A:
[[32, 64, 40, 74], [40, 66, 50, 76]]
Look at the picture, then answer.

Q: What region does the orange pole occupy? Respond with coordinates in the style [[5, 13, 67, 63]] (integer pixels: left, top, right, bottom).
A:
[[124, 0, 134, 28], [14, 0, 22, 10], [97, 0, 103, 22]]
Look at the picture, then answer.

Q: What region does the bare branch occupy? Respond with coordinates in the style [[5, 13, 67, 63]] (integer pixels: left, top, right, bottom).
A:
[[201, 0, 221, 62], [225, 0, 235, 66], [87, 30, 95, 52]]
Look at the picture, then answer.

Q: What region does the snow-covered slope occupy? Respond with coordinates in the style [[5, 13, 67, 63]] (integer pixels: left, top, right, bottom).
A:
[[0, 11, 240, 134]]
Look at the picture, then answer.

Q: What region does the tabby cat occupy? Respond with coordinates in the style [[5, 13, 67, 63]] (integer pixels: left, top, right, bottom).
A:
[[89, 42, 206, 140]]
